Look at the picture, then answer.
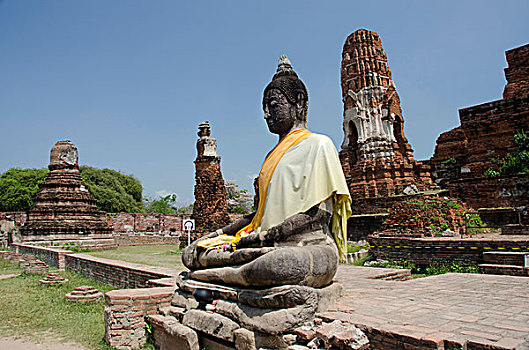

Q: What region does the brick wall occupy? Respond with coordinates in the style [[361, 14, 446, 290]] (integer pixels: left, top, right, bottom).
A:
[[449, 174, 529, 209], [478, 208, 524, 227], [107, 213, 191, 233], [348, 214, 387, 241], [65, 254, 177, 288], [368, 236, 529, 265], [503, 43, 529, 99], [3, 212, 242, 236], [458, 97, 529, 178], [104, 287, 174, 350], [13, 243, 68, 269]]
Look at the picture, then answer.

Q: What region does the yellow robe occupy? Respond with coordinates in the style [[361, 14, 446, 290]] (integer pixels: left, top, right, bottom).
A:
[[198, 129, 352, 260]]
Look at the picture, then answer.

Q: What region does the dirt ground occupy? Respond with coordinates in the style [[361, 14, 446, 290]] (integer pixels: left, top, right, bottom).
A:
[[0, 337, 86, 350]]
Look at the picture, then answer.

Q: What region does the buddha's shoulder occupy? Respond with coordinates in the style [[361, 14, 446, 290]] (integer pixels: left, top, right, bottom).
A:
[[304, 133, 335, 149]]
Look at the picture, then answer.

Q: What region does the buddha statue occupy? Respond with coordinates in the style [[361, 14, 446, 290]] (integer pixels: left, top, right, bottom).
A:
[[182, 55, 351, 289]]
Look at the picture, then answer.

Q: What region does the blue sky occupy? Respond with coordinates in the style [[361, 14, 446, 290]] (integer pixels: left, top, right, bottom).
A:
[[0, 1, 527, 205]]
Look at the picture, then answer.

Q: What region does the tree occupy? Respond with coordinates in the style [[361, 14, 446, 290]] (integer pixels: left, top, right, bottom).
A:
[[0, 168, 49, 211], [144, 194, 178, 214], [79, 166, 145, 213], [225, 180, 254, 214]]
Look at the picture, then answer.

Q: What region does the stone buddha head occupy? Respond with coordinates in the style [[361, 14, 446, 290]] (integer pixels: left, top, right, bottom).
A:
[[263, 55, 309, 138]]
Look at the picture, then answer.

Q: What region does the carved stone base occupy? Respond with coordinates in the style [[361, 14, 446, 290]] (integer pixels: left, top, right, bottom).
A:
[[148, 273, 348, 350]]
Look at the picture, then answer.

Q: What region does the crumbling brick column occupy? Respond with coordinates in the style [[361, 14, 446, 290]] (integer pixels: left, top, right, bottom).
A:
[[191, 121, 230, 233], [104, 287, 175, 350]]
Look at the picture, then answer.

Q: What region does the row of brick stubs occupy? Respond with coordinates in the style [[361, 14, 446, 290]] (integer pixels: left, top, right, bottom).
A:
[[0, 250, 49, 274], [104, 287, 174, 350]]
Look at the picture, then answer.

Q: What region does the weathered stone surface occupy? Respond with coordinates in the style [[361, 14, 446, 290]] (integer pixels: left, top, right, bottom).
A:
[[234, 328, 256, 350], [315, 320, 369, 350], [19, 140, 116, 250], [182, 309, 239, 342], [149, 314, 199, 350], [288, 345, 310, 350], [294, 326, 317, 343], [339, 29, 433, 214], [171, 288, 199, 310], [214, 299, 315, 335], [191, 121, 230, 234], [178, 275, 342, 312]]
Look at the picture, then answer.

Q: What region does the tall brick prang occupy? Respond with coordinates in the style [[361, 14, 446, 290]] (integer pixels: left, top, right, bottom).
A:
[[340, 29, 433, 213], [191, 121, 230, 233], [19, 140, 116, 249]]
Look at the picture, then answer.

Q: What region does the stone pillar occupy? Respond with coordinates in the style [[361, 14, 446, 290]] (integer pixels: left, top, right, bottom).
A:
[[191, 121, 230, 234]]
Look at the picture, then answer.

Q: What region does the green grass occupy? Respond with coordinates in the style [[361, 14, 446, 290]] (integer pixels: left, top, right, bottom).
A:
[[0, 256, 24, 275], [0, 259, 115, 349], [347, 243, 368, 254], [88, 244, 185, 270]]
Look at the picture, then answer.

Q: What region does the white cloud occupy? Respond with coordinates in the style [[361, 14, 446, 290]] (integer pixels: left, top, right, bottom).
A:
[[155, 190, 178, 199]]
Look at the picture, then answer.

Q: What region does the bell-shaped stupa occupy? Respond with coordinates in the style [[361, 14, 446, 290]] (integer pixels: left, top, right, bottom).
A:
[[19, 141, 116, 249]]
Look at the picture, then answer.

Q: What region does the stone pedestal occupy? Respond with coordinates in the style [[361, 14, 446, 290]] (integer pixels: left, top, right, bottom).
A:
[[148, 272, 356, 350], [19, 141, 116, 250]]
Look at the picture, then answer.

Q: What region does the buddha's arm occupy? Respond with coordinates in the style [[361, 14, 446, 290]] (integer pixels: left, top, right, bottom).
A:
[[236, 198, 332, 249], [181, 212, 255, 269], [220, 212, 255, 236]]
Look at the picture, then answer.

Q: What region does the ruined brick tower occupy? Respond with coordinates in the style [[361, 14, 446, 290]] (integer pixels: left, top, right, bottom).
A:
[[19, 140, 116, 249], [430, 43, 529, 209], [340, 29, 432, 213], [192, 121, 230, 232]]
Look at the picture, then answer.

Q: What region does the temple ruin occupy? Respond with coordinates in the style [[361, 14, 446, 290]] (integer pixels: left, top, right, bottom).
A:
[[19, 140, 116, 249], [339, 29, 433, 214], [431, 43, 529, 209], [191, 121, 230, 233]]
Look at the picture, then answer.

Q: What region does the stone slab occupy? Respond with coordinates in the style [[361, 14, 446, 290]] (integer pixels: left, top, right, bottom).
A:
[[149, 314, 199, 350], [182, 309, 239, 342]]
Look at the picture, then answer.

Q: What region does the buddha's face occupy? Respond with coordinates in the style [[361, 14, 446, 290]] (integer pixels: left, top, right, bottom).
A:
[[263, 89, 296, 136]]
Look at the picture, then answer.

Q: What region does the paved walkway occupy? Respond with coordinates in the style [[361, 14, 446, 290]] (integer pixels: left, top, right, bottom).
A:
[[326, 266, 529, 349]]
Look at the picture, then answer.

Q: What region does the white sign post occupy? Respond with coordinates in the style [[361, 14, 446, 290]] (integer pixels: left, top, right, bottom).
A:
[[183, 219, 195, 246]]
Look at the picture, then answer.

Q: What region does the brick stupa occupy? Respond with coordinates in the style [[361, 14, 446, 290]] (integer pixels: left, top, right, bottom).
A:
[[191, 122, 230, 233], [339, 29, 433, 213], [19, 140, 116, 249]]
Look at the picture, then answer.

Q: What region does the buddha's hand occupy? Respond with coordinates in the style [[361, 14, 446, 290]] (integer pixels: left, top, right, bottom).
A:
[[235, 231, 263, 249]]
